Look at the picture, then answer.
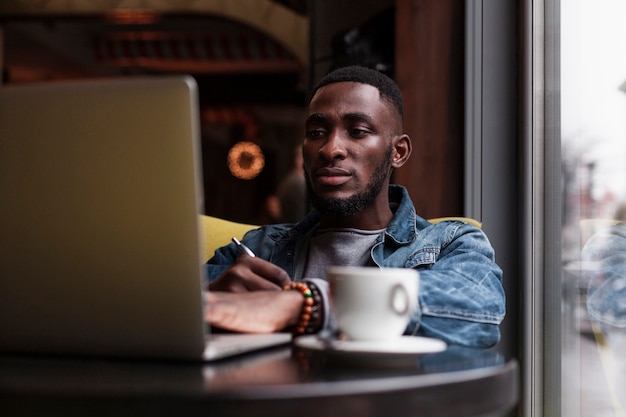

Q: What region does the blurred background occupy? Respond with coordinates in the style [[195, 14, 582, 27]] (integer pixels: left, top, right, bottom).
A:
[[1, 0, 390, 224]]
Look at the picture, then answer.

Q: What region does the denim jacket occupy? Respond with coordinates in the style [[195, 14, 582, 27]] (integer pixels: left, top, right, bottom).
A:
[[581, 222, 626, 329], [206, 185, 505, 348]]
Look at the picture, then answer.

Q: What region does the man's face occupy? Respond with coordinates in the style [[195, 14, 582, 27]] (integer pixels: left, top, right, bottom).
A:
[[303, 82, 397, 217]]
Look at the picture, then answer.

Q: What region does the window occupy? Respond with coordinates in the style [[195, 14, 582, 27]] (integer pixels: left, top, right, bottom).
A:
[[560, 0, 626, 416]]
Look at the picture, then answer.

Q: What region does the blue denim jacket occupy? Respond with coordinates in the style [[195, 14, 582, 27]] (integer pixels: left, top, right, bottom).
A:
[[206, 185, 505, 348], [581, 222, 626, 329]]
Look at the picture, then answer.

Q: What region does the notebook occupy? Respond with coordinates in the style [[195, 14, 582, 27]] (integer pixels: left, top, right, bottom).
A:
[[0, 76, 291, 361]]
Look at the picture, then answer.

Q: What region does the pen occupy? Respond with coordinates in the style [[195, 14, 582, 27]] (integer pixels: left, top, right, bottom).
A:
[[232, 237, 256, 257]]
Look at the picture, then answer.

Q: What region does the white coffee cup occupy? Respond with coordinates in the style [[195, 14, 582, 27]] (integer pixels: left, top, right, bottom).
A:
[[327, 266, 419, 341]]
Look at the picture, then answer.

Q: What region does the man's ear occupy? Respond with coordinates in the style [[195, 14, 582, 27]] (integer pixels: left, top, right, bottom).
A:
[[391, 134, 412, 169]]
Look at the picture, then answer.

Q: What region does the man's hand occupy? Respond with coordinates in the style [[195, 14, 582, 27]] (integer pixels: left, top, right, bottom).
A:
[[208, 255, 292, 293], [205, 290, 303, 333]]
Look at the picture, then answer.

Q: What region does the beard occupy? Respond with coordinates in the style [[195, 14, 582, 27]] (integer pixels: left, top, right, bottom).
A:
[[306, 145, 393, 217]]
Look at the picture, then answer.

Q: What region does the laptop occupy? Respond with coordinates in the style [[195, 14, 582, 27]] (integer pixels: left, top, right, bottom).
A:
[[0, 76, 291, 361]]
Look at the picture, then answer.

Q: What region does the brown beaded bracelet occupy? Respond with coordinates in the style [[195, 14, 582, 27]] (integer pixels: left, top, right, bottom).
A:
[[283, 281, 321, 335]]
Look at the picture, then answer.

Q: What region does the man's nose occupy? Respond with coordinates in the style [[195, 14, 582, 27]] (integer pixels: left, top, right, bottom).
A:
[[319, 130, 348, 160]]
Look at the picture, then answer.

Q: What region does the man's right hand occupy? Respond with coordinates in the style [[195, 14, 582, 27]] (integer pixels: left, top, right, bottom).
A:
[[204, 290, 303, 333], [207, 254, 292, 293]]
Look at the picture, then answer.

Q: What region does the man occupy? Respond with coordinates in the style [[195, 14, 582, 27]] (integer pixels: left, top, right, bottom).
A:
[[205, 66, 505, 348], [582, 221, 626, 329], [581, 220, 626, 408]]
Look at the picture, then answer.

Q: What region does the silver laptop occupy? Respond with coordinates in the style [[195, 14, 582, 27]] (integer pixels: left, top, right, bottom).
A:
[[0, 76, 291, 361]]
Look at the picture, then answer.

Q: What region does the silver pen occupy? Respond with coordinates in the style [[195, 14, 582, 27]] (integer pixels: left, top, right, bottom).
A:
[[232, 237, 256, 257]]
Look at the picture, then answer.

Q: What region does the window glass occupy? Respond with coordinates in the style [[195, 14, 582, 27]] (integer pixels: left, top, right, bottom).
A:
[[561, 1, 626, 415]]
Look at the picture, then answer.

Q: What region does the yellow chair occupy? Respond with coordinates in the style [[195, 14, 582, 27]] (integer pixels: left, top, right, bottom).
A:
[[580, 218, 620, 246], [201, 215, 258, 261], [429, 217, 482, 229], [201, 215, 481, 262]]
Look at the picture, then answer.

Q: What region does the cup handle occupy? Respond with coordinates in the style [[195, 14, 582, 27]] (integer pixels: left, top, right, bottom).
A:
[[389, 284, 410, 315]]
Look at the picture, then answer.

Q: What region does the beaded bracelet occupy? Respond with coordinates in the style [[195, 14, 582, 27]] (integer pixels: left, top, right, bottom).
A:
[[283, 281, 322, 335], [306, 281, 324, 334]]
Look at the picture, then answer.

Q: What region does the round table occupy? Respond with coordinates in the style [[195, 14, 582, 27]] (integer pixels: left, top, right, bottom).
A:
[[1, 344, 518, 417]]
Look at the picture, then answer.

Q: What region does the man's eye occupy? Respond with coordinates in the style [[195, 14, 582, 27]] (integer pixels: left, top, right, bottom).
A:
[[307, 129, 325, 138], [349, 128, 369, 137]]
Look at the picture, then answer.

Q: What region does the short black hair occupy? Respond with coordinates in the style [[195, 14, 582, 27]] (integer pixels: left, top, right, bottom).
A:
[[311, 65, 403, 121]]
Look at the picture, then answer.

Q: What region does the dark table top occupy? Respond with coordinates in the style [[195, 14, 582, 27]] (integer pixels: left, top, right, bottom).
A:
[[0, 343, 518, 417]]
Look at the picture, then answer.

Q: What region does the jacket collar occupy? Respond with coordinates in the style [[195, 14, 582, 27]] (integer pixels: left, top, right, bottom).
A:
[[385, 184, 420, 244]]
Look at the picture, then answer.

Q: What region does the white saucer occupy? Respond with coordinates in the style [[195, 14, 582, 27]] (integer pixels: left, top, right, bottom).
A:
[[294, 335, 447, 356]]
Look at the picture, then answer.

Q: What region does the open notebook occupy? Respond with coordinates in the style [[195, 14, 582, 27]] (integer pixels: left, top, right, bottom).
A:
[[0, 76, 291, 361]]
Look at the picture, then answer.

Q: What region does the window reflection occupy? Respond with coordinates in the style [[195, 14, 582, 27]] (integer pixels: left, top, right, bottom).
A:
[[562, 0, 626, 415]]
